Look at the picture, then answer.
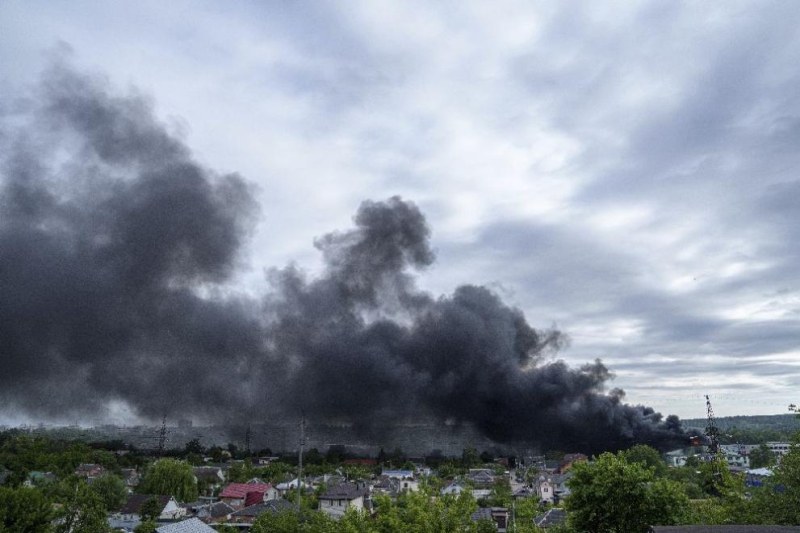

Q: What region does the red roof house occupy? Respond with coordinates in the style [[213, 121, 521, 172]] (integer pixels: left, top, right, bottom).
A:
[[219, 482, 278, 508]]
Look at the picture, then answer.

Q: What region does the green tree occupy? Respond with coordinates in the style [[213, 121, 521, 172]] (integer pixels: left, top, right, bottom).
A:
[[338, 507, 374, 533], [485, 477, 512, 507], [475, 518, 495, 533], [0, 486, 54, 532], [140, 496, 163, 521], [462, 447, 480, 468], [134, 520, 157, 533], [373, 493, 403, 533], [227, 460, 256, 483], [251, 509, 303, 533], [756, 442, 800, 524], [184, 438, 204, 456], [514, 496, 543, 525], [566, 452, 688, 533], [305, 448, 323, 465], [138, 459, 197, 501], [748, 444, 776, 469], [620, 444, 667, 477], [90, 473, 128, 511], [55, 482, 111, 533]]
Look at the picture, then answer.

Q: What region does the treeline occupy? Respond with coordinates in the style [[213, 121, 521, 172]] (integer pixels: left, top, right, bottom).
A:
[[683, 413, 800, 443]]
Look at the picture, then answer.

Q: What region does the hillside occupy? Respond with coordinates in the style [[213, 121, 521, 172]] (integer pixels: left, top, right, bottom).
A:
[[682, 413, 800, 443]]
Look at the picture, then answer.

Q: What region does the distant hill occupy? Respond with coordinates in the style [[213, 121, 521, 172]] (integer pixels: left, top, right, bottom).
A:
[[682, 413, 800, 444]]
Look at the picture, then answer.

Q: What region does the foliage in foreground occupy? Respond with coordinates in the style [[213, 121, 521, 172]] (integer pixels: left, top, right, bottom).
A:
[[565, 451, 688, 533]]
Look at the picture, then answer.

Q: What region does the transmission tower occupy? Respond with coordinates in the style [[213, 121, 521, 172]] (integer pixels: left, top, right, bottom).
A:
[[297, 413, 306, 511], [245, 424, 252, 456], [157, 415, 168, 456], [704, 394, 726, 495], [704, 394, 720, 456]]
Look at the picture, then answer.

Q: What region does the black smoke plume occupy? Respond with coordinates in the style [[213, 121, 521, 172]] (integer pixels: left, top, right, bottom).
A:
[[0, 60, 684, 454]]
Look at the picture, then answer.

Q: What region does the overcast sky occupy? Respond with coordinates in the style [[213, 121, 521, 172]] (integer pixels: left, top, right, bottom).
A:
[[2, 1, 799, 422]]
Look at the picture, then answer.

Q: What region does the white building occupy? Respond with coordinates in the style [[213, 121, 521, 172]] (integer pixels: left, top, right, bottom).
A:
[[318, 482, 368, 519], [767, 442, 795, 458]]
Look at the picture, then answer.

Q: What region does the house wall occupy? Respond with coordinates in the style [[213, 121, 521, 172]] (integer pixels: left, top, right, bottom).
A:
[[767, 442, 794, 456], [220, 497, 244, 508], [160, 499, 186, 520], [399, 479, 419, 492], [538, 481, 554, 503], [320, 496, 364, 519]]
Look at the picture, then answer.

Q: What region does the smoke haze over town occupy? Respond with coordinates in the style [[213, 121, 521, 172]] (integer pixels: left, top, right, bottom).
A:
[[2, 2, 800, 452], [0, 63, 685, 453]]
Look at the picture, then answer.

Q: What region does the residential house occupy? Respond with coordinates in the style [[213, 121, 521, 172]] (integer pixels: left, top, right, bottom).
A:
[[665, 449, 689, 468], [766, 442, 795, 460], [558, 453, 587, 473], [441, 481, 466, 496], [109, 494, 185, 531], [318, 482, 369, 519], [382, 469, 414, 479], [372, 476, 418, 499], [724, 450, 750, 469], [745, 467, 774, 488], [228, 500, 297, 525], [467, 469, 496, 487], [721, 444, 759, 456], [23, 471, 56, 487], [275, 477, 309, 496], [512, 486, 537, 500], [219, 481, 278, 509], [472, 488, 493, 501], [533, 508, 567, 529], [155, 517, 217, 533], [534, 475, 555, 504], [381, 470, 419, 492], [371, 477, 400, 499], [196, 501, 234, 524], [75, 463, 105, 481], [310, 474, 345, 489], [120, 468, 140, 491], [192, 466, 225, 495], [412, 464, 432, 477], [547, 473, 572, 503], [470, 507, 509, 532]]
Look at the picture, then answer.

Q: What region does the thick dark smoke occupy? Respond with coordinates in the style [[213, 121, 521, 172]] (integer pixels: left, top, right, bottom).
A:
[[0, 60, 684, 454]]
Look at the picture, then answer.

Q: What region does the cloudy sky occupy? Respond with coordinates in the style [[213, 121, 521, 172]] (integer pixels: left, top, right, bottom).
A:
[[2, 1, 799, 422]]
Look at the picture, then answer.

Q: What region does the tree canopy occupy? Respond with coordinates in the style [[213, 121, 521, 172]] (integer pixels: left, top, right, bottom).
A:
[[138, 459, 197, 502], [566, 451, 687, 533]]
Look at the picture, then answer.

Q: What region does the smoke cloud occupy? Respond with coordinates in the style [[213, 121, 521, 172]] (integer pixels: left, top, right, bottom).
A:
[[0, 60, 684, 454]]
